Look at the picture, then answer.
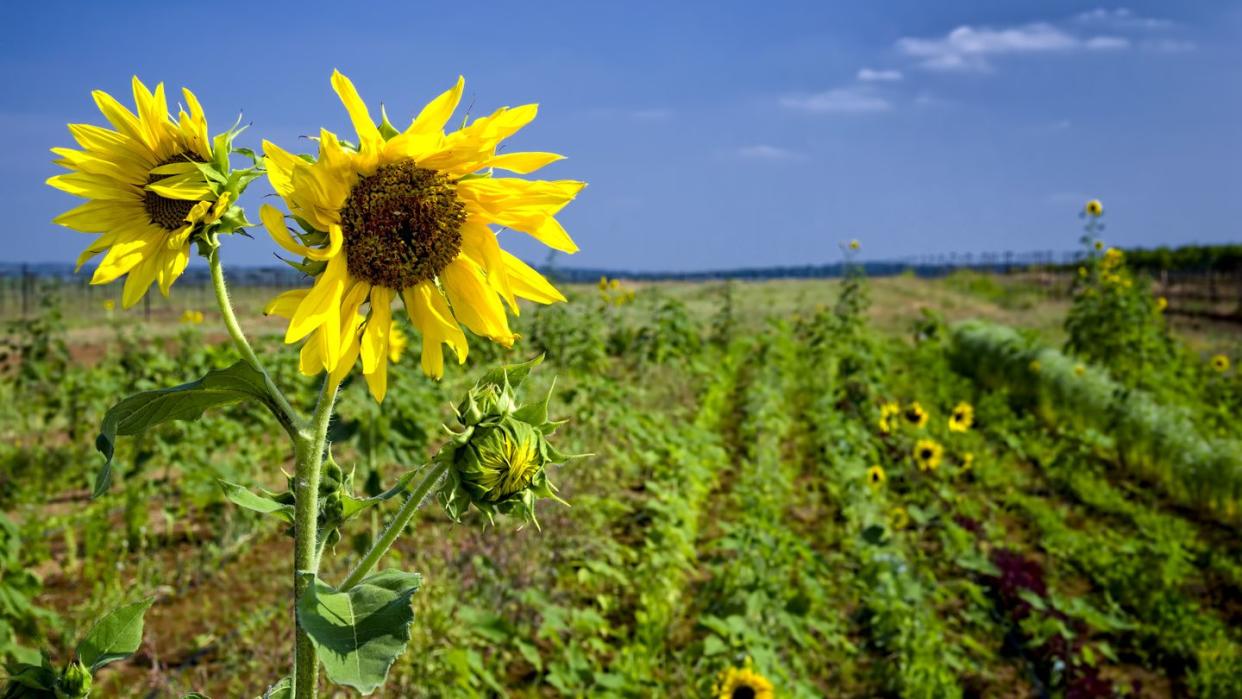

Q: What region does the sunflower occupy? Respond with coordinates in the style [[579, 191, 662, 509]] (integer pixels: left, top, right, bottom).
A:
[[47, 77, 245, 307], [714, 662, 774, 699], [890, 506, 910, 531], [179, 309, 204, 325], [261, 71, 583, 401], [948, 401, 974, 432], [902, 401, 928, 429], [961, 452, 975, 471], [1212, 354, 1231, 373], [878, 401, 901, 433], [1085, 199, 1103, 217], [1156, 296, 1168, 312], [1093, 240, 1105, 251], [866, 465, 887, 491], [913, 438, 943, 471], [848, 239, 860, 251], [1074, 364, 1086, 377]]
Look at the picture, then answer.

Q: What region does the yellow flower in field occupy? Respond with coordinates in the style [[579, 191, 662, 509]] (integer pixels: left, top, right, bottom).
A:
[[849, 239, 860, 251], [598, 276, 608, 291], [1074, 364, 1086, 377], [1029, 359, 1041, 373], [890, 506, 910, 530], [961, 452, 975, 471], [1156, 296, 1168, 312], [714, 661, 774, 699], [102, 299, 116, 312], [261, 71, 584, 401], [1093, 240, 1104, 251], [913, 438, 943, 471], [866, 465, 887, 491], [878, 401, 901, 434], [388, 324, 408, 363], [902, 401, 928, 429], [948, 401, 974, 432], [1085, 199, 1103, 217], [47, 77, 235, 308], [1212, 354, 1230, 373], [1077, 266, 1087, 278], [180, 309, 204, 325]]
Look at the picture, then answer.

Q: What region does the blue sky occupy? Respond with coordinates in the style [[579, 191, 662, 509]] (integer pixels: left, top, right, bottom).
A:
[[4, 1, 1240, 272]]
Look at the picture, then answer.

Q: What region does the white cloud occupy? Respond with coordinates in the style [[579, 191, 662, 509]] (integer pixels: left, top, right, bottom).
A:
[[857, 67, 903, 82], [1142, 38, 1196, 53], [1075, 8, 1174, 30], [896, 22, 1129, 72], [630, 108, 672, 122], [734, 145, 804, 161], [780, 87, 891, 114]]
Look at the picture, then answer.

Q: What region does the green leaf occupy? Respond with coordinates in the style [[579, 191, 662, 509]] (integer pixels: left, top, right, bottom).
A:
[[76, 598, 155, 672], [257, 677, 291, 699], [702, 634, 728, 656], [296, 570, 422, 694], [219, 481, 294, 524], [339, 469, 421, 521], [1, 662, 56, 697], [94, 361, 271, 497]]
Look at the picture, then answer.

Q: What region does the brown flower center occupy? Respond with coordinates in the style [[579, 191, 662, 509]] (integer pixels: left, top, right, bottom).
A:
[[340, 160, 466, 289], [143, 155, 201, 230], [732, 688, 756, 699]]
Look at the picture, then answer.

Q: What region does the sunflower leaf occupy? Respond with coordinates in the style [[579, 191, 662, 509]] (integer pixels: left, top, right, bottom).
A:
[[295, 570, 422, 694], [76, 597, 155, 672], [94, 361, 272, 497]]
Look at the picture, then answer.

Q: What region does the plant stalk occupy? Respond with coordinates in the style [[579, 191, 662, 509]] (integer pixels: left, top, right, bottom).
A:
[[339, 462, 448, 591], [206, 241, 302, 436], [292, 377, 340, 699]]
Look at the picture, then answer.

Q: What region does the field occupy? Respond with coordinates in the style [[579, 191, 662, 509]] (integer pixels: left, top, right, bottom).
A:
[[2, 267, 1241, 698]]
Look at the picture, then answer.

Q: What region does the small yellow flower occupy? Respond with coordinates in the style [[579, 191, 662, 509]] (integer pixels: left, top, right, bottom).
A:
[[1093, 240, 1104, 251], [961, 452, 975, 471], [714, 661, 774, 699], [866, 465, 887, 491], [1029, 359, 1041, 373], [902, 401, 928, 429], [180, 309, 204, 325], [878, 401, 901, 434], [1074, 364, 1086, 377], [1085, 199, 1103, 217], [598, 276, 608, 291], [890, 506, 910, 530], [388, 324, 408, 363], [849, 239, 860, 251], [1211, 354, 1230, 373], [948, 401, 974, 432], [913, 438, 943, 471], [1156, 296, 1168, 312], [1077, 266, 1087, 278], [102, 299, 116, 312]]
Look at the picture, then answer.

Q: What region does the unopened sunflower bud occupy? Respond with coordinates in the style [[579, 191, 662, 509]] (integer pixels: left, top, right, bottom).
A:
[[436, 357, 574, 526], [55, 660, 92, 699]]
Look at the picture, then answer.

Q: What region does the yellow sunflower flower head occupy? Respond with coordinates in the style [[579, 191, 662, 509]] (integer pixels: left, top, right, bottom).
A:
[[1085, 199, 1103, 217], [48, 77, 256, 308], [948, 401, 974, 432], [902, 401, 929, 429], [1074, 364, 1086, 377], [878, 401, 901, 434], [180, 309, 204, 325], [102, 299, 116, 313], [913, 438, 943, 471], [435, 357, 574, 527], [849, 238, 861, 251], [890, 505, 910, 531], [1211, 354, 1230, 373], [866, 464, 887, 491], [1156, 296, 1168, 312], [261, 71, 584, 402], [714, 659, 774, 699]]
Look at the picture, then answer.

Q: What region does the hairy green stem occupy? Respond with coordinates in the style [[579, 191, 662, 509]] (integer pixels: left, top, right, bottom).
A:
[[339, 462, 448, 591], [206, 241, 302, 436], [293, 377, 340, 699]]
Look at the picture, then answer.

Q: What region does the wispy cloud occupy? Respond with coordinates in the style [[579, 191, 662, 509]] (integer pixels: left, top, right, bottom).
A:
[[630, 108, 673, 122], [857, 67, 903, 82], [1075, 8, 1174, 30], [1141, 38, 1196, 53], [780, 86, 891, 114], [896, 22, 1127, 72], [734, 144, 805, 161]]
